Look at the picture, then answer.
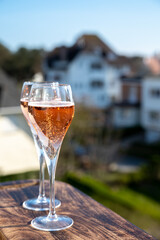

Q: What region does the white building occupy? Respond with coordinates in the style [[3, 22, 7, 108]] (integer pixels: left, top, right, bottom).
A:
[[141, 77, 160, 142], [68, 52, 121, 108], [43, 34, 130, 109], [44, 52, 120, 108]]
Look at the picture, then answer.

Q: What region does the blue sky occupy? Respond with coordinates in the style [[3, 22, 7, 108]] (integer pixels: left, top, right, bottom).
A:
[[0, 0, 160, 56]]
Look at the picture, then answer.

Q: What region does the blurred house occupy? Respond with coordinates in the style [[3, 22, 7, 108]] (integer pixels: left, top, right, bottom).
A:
[[43, 34, 132, 108], [144, 54, 160, 76], [112, 76, 142, 127], [141, 77, 160, 142], [0, 69, 20, 108], [0, 70, 39, 176], [66, 52, 120, 108]]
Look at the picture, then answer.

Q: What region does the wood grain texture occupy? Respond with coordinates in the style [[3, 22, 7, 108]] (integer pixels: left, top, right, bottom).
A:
[[0, 180, 156, 240]]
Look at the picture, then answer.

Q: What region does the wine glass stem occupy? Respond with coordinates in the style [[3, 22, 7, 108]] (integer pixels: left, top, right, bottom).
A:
[[47, 148, 60, 218], [32, 134, 46, 200], [39, 153, 45, 198], [49, 166, 56, 217]]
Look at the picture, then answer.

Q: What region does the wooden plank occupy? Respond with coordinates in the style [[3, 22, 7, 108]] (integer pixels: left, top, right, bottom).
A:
[[0, 180, 156, 240]]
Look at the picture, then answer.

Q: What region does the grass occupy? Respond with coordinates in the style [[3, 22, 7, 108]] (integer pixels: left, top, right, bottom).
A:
[[64, 172, 160, 221], [0, 170, 39, 183], [64, 172, 160, 239]]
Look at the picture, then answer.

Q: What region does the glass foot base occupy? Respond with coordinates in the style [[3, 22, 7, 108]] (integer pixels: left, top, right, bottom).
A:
[[31, 215, 74, 231], [23, 197, 61, 211]]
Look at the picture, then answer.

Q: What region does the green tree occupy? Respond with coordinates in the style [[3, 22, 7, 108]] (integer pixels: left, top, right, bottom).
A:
[[2, 47, 44, 82], [0, 43, 11, 67]]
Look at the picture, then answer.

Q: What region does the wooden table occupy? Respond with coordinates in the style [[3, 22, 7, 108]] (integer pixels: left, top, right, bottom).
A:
[[0, 180, 155, 240]]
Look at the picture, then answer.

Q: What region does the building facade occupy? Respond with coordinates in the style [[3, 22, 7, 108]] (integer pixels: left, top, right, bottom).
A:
[[112, 77, 142, 127], [43, 34, 130, 109], [68, 52, 121, 108], [141, 77, 160, 142]]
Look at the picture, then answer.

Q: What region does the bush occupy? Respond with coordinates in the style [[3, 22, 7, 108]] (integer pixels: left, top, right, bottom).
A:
[[64, 172, 160, 221]]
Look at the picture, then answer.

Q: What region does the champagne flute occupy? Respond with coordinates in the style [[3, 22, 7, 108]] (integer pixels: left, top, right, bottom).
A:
[[28, 83, 75, 231], [20, 82, 61, 211]]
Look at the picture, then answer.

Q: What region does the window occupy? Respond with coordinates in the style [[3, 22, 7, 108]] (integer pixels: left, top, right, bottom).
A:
[[90, 62, 102, 70], [90, 80, 104, 88], [150, 89, 160, 98], [54, 75, 61, 81], [149, 111, 159, 121], [128, 87, 137, 103], [120, 109, 130, 118]]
